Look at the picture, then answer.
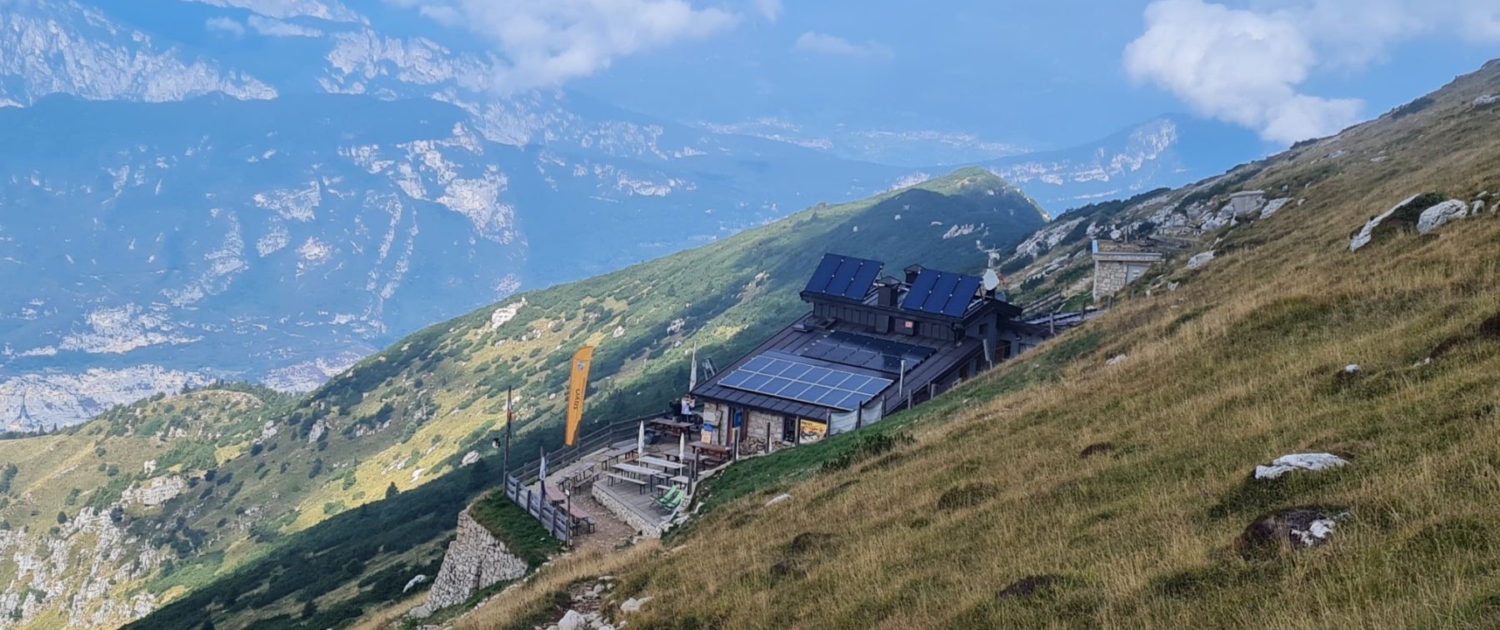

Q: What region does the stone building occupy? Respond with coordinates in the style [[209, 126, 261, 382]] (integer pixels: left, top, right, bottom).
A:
[[1228, 190, 1267, 218], [1092, 240, 1164, 301]]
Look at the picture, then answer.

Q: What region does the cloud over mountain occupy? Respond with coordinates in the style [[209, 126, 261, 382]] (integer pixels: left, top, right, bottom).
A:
[[1125, 0, 1500, 145], [383, 0, 737, 92]]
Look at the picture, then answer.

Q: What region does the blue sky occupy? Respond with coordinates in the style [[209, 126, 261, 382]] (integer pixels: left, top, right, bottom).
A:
[[385, 0, 1500, 151]]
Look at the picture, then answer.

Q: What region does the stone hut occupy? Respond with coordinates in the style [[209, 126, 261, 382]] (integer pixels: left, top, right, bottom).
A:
[[1091, 240, 1163, 302]]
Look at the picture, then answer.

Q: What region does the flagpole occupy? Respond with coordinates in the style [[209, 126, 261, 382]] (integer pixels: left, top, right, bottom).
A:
[[503, 387, 513, 478]]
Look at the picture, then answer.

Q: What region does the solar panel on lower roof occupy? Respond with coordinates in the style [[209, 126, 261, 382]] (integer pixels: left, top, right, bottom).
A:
[[799, 332, 935, 374], [718, 354, 893, 412], [804, 253, 883, 301]]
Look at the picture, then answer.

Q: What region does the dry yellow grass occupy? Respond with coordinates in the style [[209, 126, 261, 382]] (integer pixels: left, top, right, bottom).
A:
[[552, 64, 1500, 629]]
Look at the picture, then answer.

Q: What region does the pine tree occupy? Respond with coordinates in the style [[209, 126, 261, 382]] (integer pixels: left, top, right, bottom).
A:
[[385, 482, 399, 499]]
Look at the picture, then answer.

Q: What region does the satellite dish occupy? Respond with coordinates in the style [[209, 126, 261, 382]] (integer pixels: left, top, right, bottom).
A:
[[982, 269, 1002, 292]]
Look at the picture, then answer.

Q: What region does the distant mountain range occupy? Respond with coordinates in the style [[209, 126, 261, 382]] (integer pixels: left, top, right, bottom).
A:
[[0, 0, 1264, 429]]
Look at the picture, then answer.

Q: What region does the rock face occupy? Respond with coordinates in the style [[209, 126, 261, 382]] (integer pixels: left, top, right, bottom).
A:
[[1253, 453, 1349, 480], [1417, 199, 1470, 235], [1187, 251, 1216, 270], [413, 509, 527, 617], [122, 476, 187, 508]]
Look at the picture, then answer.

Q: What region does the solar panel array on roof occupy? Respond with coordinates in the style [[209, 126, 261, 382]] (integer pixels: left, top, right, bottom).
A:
[[799, 332, 935, 374], [718, 354, 893, 412], [900, 269, 983, 317], [804, 254, 883, 301]]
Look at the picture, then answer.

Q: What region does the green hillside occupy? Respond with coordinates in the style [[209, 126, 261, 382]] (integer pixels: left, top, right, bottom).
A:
[[0, 168, 1051, 630], [446, 61, 1500, 630]]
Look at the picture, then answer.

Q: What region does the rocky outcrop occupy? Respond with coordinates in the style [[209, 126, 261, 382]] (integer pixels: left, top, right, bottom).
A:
[[411, 509, 527, 618], [122, 475, 187, 508], [1186, 251, 1215, 270], [1350, 194, 1421, 251]]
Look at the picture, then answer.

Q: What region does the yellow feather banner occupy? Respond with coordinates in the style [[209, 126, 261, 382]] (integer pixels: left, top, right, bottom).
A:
[[565, 346, 595, 446]]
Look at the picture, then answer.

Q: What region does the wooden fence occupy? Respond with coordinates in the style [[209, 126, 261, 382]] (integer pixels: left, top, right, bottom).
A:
[[501, 413, 663, 543]]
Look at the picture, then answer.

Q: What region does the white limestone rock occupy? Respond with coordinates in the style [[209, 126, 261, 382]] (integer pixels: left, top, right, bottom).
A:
[[307, 417, 327, 444], [1187, 251, 1215, 270], [122, 475, 187, 507], [1351, 194, 1421, 252], [620, 597, 653, 614], [403, 574, 428, 593], [558, 610, 587, 630], [1259, 198, 1293, 220], [1416, 199, 1470, 235], [1106, 354, 1127, 366], [1253, 453, 1349, 480], [765, 493, 792, 507], [461, 450, 480, 467]]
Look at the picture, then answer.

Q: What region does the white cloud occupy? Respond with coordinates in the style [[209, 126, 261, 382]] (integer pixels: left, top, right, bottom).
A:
[[205, 16, 247, 37], [384, 0, 738, 93], [247, 15, 324, 37], [1126, 0, 1500, 145], [794, 32, 894, 60], [752, 0, 782, 21]]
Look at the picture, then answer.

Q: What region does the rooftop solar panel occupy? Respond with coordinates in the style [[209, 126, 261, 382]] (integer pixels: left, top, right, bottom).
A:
[[944, 276, 983, 317], [804, 254, 883, 301], [846, 263, 884, 300], [718, 354, 894, 412], [901, 269, 983, 317], [803, 255, 844, 295], [923, 273, 962, 313], [799, 332, 935, 374], [900, 270, 940, 311]]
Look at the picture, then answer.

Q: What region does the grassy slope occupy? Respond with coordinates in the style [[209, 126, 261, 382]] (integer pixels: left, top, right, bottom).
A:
[[461, 62, 1500, 630], [116, 168, 1047, 630]]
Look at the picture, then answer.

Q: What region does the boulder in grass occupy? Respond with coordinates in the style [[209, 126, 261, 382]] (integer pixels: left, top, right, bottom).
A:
[[1238, 507, 1346, 559], [1351, 194, 1420, 251], [1253, 453, 1349, 480], [1417, 199, 1470, 235], [1187, 251, 1215, 270]]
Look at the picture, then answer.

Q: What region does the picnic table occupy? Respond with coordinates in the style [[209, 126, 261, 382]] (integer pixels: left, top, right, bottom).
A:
[[690, 442, 732, 466], [542, 488, 596, 534], [637, 455, 686, 471], [649, 418, 694, 438], [602, 445, 636, 466], [607, 462, 665, 495]]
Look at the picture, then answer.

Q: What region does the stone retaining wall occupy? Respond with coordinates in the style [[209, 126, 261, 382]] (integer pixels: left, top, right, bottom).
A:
[[412, 508, 527, 618], [592, 483, 666, 539]]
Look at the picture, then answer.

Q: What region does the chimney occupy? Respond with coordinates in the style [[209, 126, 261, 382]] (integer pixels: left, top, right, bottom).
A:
[[876, 277, 900, 307], [904, 264, 924, 286]]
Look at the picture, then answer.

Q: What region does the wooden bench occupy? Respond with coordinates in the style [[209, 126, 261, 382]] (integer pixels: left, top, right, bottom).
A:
[[604, 472, 648, 493]]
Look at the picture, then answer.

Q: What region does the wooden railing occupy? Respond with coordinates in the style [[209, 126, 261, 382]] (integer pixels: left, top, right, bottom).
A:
[[503, 474, 574, 544], [501, 412, 663, 543]]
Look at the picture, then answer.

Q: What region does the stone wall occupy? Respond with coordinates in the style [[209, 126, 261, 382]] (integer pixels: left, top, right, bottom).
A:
[[1093, 260, 1131, 300], [412, 508, 528, 618], [593, 483, 667, 539]]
